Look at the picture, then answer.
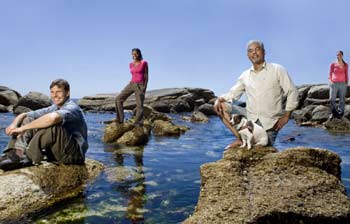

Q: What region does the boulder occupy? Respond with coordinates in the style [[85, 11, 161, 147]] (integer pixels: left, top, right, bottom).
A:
[[171, 100, 192, 113], [184, 147, 350, 224], [117, 126, 150, 146], [324, 117, 350, 132], [14, 92, 51, 113], [0, 90, 21, 107], [13, 106, 33, 115], [310, 105, 331, 123], [78, 88, 216, 113], [296, 85, 312, 108], [303, 98, 329, 107], [0, 105, 8, 113], [103, 122, 135, 143], [292, 105, 317, 124], [0, 159, 104, 223], [150, 101, 171, 113], [307, 84, 329, 99], [197, 103, 217, 116], [152, 120, 189, 136], [77, 93, 117, 111], [189, 111, 209, 123]]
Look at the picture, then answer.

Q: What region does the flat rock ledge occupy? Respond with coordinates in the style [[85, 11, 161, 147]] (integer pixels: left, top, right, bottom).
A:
[[0, 158, 104, 223], [184, 147, 350, 224]]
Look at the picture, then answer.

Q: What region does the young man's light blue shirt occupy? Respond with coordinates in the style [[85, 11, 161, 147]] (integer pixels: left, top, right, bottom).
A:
[[26, 99, 88, 158]]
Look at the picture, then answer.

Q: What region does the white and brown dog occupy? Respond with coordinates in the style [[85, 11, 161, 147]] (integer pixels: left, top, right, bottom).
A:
[[230, 114, 268, 149]]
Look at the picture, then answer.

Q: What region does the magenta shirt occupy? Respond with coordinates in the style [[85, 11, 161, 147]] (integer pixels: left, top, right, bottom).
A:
[[130, 60, 148, 83], [329, 62, 348, 83]]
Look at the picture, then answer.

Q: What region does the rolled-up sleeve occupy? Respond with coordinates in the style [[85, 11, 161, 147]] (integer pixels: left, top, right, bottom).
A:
[[278, 66, 299, 111], [26, 105, 56, 119], [220, 75, 246, 103]]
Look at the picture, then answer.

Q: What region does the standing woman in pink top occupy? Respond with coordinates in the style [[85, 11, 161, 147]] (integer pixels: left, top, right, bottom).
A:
[[329, 50, 348, 119], [115, 48, 149, 126]]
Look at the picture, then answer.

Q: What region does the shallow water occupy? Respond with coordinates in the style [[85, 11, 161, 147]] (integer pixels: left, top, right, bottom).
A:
[[0, 112, 349, 223]]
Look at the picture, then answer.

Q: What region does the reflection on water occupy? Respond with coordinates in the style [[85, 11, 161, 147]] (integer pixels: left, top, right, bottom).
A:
[[0, 112, 350, 223]]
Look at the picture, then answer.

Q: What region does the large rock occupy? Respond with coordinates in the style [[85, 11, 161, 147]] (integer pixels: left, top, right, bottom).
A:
[[0, 159, 104, 223], [117, 126, 150, 146], [103, 122, 135, 143], [310, 105, 331, 123], [0, 86, 22, 112], [324, 117, 350, 132], [152, 120, 189, 136], [77, 93, 117, 112], [78, 88, 216, 113], [307, 84, 330, 99], [184, 147, 350, 224], [14, 92, 51, 114]]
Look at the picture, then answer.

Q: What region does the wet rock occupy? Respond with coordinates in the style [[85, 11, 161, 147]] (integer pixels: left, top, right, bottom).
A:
[[190, 111, 209, 123], [150, 101, 171, 113], [117, 126, 150, 146], [184, 147, 350, 224], [0, 159, 104, 223], [152, 120, 189, 136], [324, 117, 350, 132], [171, 100, 192, 113], [197, 103, 217, 116], [103, 122, 134, 143], [105, 166, 145, 183]]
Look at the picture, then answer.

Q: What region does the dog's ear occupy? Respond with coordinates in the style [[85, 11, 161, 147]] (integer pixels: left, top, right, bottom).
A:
[[246, 121, 254, 132], [234, 115, 242, 124]]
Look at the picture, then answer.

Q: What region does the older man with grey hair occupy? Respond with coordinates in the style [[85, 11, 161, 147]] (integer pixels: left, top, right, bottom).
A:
[[214, 40, 299, 149]]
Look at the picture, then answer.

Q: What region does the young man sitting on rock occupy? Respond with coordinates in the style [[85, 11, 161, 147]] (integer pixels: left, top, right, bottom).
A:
[[0, 79, 88, 171]]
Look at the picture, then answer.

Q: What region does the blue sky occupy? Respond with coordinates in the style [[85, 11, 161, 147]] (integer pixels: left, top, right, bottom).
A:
[[1, 0, 349, 98]]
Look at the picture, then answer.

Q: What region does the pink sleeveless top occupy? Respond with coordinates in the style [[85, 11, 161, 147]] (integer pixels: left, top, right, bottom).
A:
[[130, 60, 148, 83], [329, 62, 348, 83]]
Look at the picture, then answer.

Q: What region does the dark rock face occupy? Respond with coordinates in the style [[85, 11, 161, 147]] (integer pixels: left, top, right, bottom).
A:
[[0, 159, 104, 223], [197, 103, 216, 116], [78, 88, 216, 113], [184, 147, 350, 224], [294, 84, 350, 131], [14, 92, 51, 114], [0, 86, 21, 112]]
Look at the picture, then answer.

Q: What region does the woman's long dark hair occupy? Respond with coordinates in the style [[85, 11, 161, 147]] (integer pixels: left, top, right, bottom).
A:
[[338, 50, 346, 65]]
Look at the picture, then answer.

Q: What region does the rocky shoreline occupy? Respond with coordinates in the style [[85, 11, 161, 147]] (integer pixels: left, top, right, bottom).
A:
[[3, 84, 350, 131], [1, 84, 350, 223]]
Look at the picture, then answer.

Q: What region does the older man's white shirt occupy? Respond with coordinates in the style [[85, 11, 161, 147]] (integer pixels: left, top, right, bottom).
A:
[[221, 62, 299, 130]]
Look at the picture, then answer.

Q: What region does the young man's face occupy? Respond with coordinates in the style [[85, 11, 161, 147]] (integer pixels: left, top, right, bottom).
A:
[[50, 85, 69, 107], [247, 43, 265, 65]]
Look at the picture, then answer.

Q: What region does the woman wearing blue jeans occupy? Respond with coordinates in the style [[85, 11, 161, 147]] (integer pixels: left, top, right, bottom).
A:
[[329, 50, 348, 119]]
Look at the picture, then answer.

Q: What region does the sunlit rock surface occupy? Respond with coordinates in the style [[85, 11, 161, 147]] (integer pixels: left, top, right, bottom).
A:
[[184, 147, 350, 224], [0, 159, 104, 223]]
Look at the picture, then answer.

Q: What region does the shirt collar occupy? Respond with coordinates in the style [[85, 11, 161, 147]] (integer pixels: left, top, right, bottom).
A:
[[249, 61, 267, 72]]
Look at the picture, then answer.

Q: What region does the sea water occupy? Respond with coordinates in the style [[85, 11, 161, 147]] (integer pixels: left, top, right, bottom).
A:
[[0, 112, 349, 223]]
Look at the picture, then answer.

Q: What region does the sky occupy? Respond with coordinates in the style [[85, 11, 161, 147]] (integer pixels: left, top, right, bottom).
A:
[[1, 0, 350, 98]]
